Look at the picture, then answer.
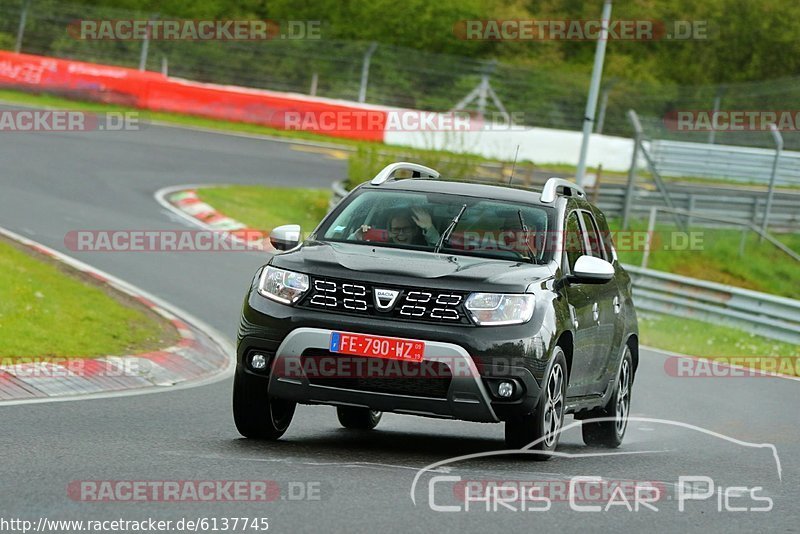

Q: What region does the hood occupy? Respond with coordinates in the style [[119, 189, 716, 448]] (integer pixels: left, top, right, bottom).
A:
[[271, 240, 554, 292]]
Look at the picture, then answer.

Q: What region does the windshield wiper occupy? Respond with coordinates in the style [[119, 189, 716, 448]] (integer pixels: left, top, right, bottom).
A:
[[434, 203, 468, 253], [517, 210, 536, 264]]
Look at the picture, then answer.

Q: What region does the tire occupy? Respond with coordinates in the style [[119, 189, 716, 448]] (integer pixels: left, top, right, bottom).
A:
[[582, 346, 633, 448], [232, 367, 296, 440], [336, 407, 382, 430], [504, 347, 567, 460]]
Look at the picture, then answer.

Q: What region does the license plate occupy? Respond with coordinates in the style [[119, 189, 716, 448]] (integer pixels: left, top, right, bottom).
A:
[[329, 332, 425, 362]]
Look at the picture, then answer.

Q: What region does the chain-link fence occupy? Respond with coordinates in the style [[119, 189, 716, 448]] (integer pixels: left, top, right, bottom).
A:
[[2, 0, 800, 150]]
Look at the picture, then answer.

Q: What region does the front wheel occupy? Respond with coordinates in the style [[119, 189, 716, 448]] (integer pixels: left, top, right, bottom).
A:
[[233, 368, 296, 440], [582, 347, 633, 448], [504, 347, 567, 460]]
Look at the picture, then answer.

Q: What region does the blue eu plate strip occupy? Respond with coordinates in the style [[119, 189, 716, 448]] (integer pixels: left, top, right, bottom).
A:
[[329, 332, 341, 352]]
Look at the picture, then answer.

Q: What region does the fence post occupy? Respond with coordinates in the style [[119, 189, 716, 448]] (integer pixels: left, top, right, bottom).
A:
[[160, 55, 168, 76], [591, 164, 603, 204], [760, 124, 783, 241], [14, 0, 30, 53], [576, 0, 613, 186], [622, 109, 642, 230], [707, 89, 723, 144], [596, 79, 617, 135], [309, 72, 318, 96], [358, 42, 378, 103], [138, 25, 150, 71], [641, 206, 658, 269]]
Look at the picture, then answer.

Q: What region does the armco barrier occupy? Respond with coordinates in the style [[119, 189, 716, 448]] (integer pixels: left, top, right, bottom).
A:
[[595, 185, 800, 229], [625, 265, 800, 344], [0, 51, 387, 141], [651, 140, 800, 186]]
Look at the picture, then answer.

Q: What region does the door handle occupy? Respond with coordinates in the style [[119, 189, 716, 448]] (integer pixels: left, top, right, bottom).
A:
[[592, 302, 599, 323], [613, 296, 621, 314]]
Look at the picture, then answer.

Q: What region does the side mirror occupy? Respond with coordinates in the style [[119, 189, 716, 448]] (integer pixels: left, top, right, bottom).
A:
[[269, 224, 302, 251], [571, 255, 614, 283]]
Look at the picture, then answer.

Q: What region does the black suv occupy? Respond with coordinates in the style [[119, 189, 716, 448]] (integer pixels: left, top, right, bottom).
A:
[[233, 163, 638, 458]]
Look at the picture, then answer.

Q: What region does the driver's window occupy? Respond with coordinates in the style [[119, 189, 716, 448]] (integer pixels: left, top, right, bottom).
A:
[[565, 211, 586, 271]]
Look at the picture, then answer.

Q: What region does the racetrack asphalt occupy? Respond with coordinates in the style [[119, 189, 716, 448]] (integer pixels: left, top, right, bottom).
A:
[[0, 115, 797, 532]]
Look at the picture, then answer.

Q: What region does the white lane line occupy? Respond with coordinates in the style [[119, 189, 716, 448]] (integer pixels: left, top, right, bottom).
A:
[[161, 451, 452, 474]]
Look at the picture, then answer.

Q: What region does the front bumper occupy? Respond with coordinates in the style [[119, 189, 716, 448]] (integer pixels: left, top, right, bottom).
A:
[[266, 328, 499, 422], [238, 292, 546, 421]]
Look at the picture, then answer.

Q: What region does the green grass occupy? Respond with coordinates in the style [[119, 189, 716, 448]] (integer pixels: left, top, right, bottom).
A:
[[612, 219, 800, 299], [0, 238, 175, 360], [639, 313, 799, 375], [196, 185, 330, 232]]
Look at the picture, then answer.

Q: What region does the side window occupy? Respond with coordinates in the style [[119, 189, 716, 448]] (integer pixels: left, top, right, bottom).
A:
[[594, 211, 616, 262], [580, 212, 605, 260], [565, 211, 585, 271]]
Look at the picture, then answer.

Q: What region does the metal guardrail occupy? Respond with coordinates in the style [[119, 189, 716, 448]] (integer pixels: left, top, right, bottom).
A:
[[595, 185, 800, 228], [625, 265, 800, 344], [650, 140, 800, 186]]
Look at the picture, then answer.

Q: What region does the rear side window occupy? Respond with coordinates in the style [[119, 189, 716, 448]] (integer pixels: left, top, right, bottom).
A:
[[580, 212, 605, 260], [593, 211, 616, 262]]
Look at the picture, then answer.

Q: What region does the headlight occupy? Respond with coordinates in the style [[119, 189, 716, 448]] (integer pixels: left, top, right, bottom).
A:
[[258, 266, 309, 304], [465, 293, 535, 326]]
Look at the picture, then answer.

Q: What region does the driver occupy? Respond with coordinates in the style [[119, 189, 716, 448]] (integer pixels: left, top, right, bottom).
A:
[[353, 207, 440, 246]]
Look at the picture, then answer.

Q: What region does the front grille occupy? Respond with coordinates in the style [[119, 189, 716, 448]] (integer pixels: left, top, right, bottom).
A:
[[302, 350, 452, 398], [298, 275, 472, 325]]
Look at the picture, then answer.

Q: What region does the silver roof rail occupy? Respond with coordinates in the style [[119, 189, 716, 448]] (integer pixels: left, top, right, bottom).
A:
[[370, 162, 440, 185], [540, 177, 586, 203]]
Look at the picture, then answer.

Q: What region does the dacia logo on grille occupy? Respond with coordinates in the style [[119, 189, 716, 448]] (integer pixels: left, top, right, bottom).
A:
[[373, 288, 400, 311]]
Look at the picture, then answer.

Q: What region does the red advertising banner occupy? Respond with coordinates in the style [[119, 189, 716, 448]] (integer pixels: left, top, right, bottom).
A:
[[0, 51, 387, 141]]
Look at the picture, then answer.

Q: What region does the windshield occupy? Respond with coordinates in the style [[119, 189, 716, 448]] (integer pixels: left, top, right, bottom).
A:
[[317, 189, 555, 264]]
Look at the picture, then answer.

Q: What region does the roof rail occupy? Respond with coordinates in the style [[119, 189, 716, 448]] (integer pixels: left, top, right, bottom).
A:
[[540, 178, 586, 203], [370, 162, 440, 185]]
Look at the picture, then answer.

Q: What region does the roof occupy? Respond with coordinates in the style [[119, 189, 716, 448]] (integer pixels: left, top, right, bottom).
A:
[[361, 179, 549, 205]]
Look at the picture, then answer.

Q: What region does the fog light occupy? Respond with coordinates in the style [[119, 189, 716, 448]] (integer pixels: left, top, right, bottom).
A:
[[250, 353, 268, 370], [497, 381, 514, 398]]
